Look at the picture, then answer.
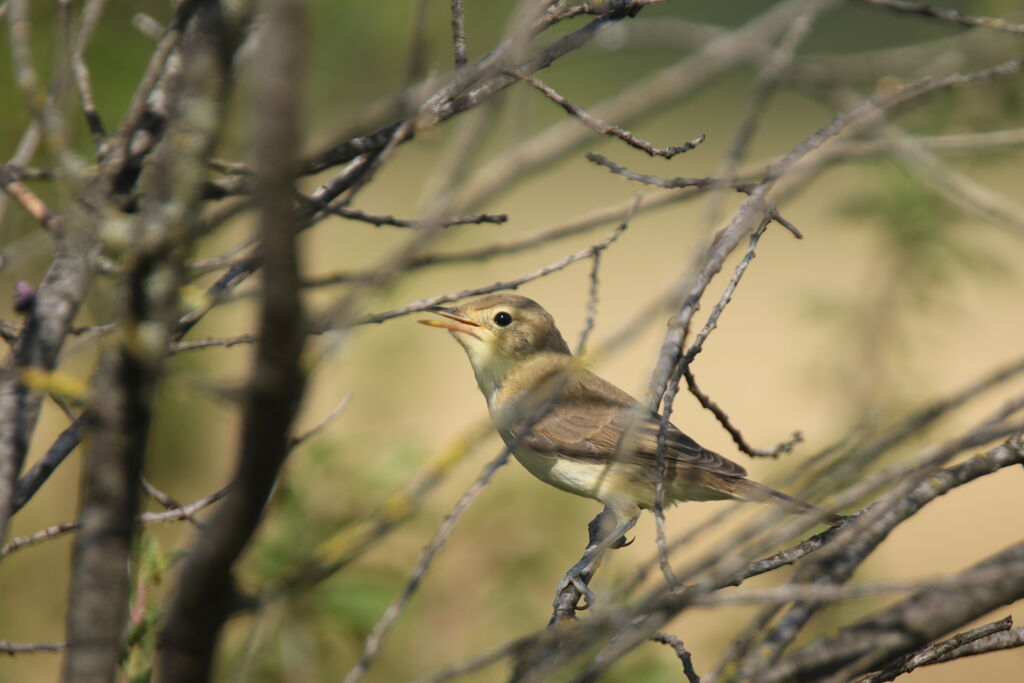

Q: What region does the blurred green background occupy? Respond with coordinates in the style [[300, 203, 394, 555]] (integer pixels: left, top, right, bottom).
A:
[[2, 1, 1023, 681]]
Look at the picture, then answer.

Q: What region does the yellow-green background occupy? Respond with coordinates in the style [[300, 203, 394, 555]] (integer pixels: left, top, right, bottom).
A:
[[2, 1, 1023, 681]]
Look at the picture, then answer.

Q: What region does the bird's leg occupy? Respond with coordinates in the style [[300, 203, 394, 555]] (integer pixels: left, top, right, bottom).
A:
[[554, 511, 638, 609]]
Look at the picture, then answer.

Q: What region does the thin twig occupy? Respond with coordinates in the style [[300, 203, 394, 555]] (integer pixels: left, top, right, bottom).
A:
[[927, 626, 1024, 665], [289, 394, 351, 448], [586, 153, 803, 238], [355, 213, 635, 326], [681, 218, 803, 457], [105, 0, 201, 178], [706, 2, 825, 224], [517, 72, 705, 158], [651, 632, 701, 683], [264, 421, 491, 601], [858, 616, 1014, 683], [451, 0, 467, 68], [171, 334, 260, 353], [857, 0, 1024, 34], [0, 485, 230, 558], [304, 191, 673, 289], [141, 478, 203, 529], [0, 165, 62, 236], [340, 449, 513, 683], [341, 364, 585, 682], [65, 0, 107, 144], [309, 201, 507, 228], [0, 640, 67, 654], [575, 252, 602, 356], [690, 564, 1024, 607]]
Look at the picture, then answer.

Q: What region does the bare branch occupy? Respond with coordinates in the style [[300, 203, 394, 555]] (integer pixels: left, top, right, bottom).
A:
[[857, 0, 1024, 35], [643, 53, 1024, 414], [341, 445, 515, 683], [927, 626, 1024, 666], [517, 72, 706, 158], [12, 416, 84, 512], [304, 190, 676, 289], [0, 640, 67, 654], [157, 0, 307, 678], [678, 218, 804, 457], [586, 153, 803, 237], [356, 208, 635, 326], [289, 394, 351, 448], [651, 633, 701, 683], [859, 616, 1014, 683], [309, 201, 507, 229], [64, 0, 233, 676], [759, 541, 1024, 682], [264, 421, 491, 601], [170, 334, 260, 353], [0, 165, 62, 237], [65, 0, 107, 144], [451, 0, 467, 68], [0, 485, 230, 560]]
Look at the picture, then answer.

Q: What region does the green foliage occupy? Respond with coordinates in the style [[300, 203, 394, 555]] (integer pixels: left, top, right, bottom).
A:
[[123, 533, 174, 683]]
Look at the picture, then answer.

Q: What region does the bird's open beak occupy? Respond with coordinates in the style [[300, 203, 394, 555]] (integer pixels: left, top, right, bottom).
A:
[[418, 306, 482, 338]]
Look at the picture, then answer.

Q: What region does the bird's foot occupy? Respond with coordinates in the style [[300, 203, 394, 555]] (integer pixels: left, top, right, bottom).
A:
[[555, 555, 597, 609]]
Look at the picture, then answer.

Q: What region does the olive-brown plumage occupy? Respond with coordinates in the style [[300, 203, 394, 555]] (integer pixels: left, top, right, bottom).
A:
[[420, 293, 838, 528]]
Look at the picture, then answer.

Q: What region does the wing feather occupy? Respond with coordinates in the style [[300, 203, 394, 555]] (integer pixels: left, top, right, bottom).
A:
[[515, 369, 747, 479]]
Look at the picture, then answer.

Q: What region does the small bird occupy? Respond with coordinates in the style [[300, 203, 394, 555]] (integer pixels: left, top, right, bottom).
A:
[[420, 293, 838, 597]]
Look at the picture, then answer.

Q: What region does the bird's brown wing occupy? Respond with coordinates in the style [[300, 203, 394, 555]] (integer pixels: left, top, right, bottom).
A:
[[517, 369, 747, 479]]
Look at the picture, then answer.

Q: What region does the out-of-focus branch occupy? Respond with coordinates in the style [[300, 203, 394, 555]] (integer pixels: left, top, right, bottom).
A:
[[858, 616, 1014, 683], [303, 2, 655, 176], [101, 0, 203, 196], [506, 434, 1023, 682], [450, 0, 467, 68], [643, 53, 1024, 415], [11, 416, 84, 512], [0, 485, 231, 560], [516, 71, 706, 158], [706, 1, 824, 224], [651, 633, 701, 683], [729, 435, 1024, 677], [0, 165, 61, 236], [355, 212, 634, 326], [926, 625, 1024, 666], [65, 0, 107, 144], [0, 2, 94, 539], [0, 640, 67, 654], [311, 203, 507, 229], [261, 421, 491, 602], [759, 540, 1024, 682], [453, 0, 836, 209], [156, 0, 307, 678], [341, 447, 515, 683], [62, 2, 234, 680], [677, 219, 803, 458], [0, 231, 91, 545], [857, 0, 1024, 35], [304, 189, 682, 289]]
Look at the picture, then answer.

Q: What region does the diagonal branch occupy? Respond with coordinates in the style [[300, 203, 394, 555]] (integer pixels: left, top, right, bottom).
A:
[[156, 0, 307, 680]]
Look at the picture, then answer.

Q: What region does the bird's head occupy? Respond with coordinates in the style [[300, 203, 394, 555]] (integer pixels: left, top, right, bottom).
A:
[[419, 293, 571, 396]]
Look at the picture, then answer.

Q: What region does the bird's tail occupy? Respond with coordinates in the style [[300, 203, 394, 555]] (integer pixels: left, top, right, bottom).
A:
[[732, 478, 844, 526]]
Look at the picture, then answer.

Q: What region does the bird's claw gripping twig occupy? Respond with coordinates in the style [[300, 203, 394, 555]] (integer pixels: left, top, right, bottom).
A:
[[555, 554, 597, 608]]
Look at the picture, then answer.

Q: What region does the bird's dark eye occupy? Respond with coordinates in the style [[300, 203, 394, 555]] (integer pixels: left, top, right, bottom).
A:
[[493, 311, 513, 327]]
